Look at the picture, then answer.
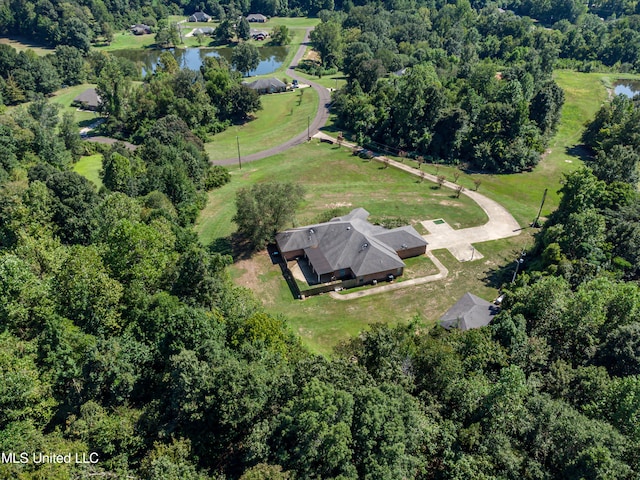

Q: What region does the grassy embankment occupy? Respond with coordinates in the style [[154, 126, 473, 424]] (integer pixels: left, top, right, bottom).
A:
[[194, 70, 624, 355]]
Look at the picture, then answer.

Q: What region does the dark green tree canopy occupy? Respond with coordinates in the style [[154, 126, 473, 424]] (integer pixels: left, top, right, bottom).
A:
[[233, 182, 306, 249]]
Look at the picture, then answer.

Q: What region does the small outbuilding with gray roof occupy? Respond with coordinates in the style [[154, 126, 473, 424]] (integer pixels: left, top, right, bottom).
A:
[[439, 292, 499, 331], [275, 208, 427, 285]]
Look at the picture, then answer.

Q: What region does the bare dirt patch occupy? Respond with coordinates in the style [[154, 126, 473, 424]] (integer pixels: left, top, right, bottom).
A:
[[438, 200, 464, 207], [233, 251, 277, 305], [324, 202, 353, 208], [304, 50, 321, 63]]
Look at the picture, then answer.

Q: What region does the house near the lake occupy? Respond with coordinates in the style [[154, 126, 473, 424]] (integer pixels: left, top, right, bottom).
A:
[[243, 77, 287, 94], [247, 13, 267, 22], [189, 11, 212, 22]]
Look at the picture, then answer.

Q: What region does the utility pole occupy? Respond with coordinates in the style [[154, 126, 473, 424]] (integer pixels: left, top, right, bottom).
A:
[[532, 188, 548, 228], [511, 251, 526, 283], [236, 136, 241, 169], [307, 115, 310, 141]]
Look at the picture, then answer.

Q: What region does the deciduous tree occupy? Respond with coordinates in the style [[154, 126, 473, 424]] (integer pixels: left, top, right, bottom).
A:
[[233, 182, 305, 249], [232, 42, 260, 76]]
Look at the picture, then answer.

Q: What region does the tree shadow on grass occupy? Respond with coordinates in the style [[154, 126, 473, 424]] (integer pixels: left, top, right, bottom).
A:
[[209, 236, 234, 257], [566, 144, 593, 162], [78, 117, 102, 128], [482, 247, 530, 289], [208, 233, 255, 262], [482, 263, 517, 290]]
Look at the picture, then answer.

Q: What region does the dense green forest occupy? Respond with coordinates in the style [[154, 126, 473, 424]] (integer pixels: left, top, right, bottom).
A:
[[1, 0, 640, 478]]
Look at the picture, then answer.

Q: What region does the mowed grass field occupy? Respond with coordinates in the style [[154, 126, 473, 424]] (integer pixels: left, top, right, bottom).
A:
[[96, 32, 157, 51], [205, 87, 318, 161], [196, 141, 489, 244], [229, 231, 530, 356], [385, 70, 614, 228]]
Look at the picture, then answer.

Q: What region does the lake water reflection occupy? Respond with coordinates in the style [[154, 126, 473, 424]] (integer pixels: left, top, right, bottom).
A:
[[111, 46, 288, 77], [614, 80, 640, 98]]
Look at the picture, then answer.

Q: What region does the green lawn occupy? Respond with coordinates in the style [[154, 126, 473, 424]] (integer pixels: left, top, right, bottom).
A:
[[196, 141, 488, 245], [195, 140, 505, 355], [0, 36, 53, 56], [94, 32, 157, 51], [205, 87, 318, 161], [229, 233, 529, 356], [6, 84, 99, 129], [296, 71, 348, 90], [73, 154, 103, 189], [267, 17, 321, 28], [354, 70, 617, 228]]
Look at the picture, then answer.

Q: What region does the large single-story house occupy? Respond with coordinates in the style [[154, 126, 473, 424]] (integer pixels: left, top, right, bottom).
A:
[[276, 208, 427, 285], [243, 77, 287, 94], [192, 26, 215, 36], [72, 88, 101, 111], [189, 11, 212, 22], [250, 29, 269, 40], [247, 13, 267, 22], [439, 292, 499, 331], [130, 24, 152, 35]]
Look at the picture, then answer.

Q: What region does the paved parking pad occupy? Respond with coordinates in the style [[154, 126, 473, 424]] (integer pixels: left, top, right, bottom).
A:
[[422, 219, 485, 262]]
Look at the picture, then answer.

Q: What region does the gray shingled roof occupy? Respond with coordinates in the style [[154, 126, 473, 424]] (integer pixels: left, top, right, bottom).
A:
[[189, 12, 211, 21], [73, 88, 101, 108], [244, 77, 286, 90], [193, 27, 215, 35], [439, 292, 499, 331], [276, 208, 425, 277], [247, 13, 267, 21], [373, 226, 427, 252]]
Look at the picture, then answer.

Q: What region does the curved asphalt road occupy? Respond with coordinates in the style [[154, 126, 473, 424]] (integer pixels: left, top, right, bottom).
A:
[[213, 28, 332, 165]]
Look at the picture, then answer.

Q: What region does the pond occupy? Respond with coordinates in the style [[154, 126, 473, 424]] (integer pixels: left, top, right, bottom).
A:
[[613, 80, 640, 98], [111, 46, 288, 77]]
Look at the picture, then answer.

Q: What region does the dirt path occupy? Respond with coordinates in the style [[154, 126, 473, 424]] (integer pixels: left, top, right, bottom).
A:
[[213, 28, 332, 166]]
